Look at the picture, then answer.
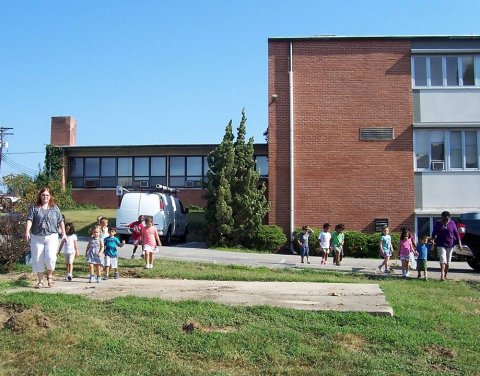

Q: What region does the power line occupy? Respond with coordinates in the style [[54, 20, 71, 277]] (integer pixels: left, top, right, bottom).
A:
[[5, 151, 44, 155], [1, 154, 37, 176]]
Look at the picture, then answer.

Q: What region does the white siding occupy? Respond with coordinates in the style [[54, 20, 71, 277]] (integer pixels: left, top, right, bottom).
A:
[[413, 89, 480, 123]]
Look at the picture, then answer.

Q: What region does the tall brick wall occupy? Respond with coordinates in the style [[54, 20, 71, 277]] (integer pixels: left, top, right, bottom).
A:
[[268, 39, 414, 234], [72, 189, 206, 209]]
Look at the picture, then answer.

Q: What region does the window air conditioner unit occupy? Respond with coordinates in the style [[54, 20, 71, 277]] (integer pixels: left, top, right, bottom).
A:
[[140, 180, 149, 188], [431, 161, 445, 170], [84, 179, 98, 188], [184, 180, 195, 188]]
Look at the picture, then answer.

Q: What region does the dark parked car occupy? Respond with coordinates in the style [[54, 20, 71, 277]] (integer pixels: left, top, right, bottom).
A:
[[455, 213, 480, 272]]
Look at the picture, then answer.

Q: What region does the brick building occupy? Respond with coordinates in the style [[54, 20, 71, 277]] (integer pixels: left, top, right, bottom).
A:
[[51, 117, 268, 208], [268, 35, 480, 238]]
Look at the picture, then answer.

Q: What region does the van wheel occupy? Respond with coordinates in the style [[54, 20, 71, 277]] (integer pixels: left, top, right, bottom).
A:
[[163, 228, 172, 246], [180, 227, 188, 243]]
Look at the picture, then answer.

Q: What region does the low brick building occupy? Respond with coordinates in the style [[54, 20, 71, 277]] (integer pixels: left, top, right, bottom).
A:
[[51, 117, 268, 208]]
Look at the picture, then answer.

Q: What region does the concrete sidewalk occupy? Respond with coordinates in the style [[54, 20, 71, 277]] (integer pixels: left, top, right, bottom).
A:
[[7, 277, 394, 317]]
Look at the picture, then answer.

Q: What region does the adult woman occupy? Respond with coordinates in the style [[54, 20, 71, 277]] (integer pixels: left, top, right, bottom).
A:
[[24, 188, 66, 288], [431, 211, 462, 281]]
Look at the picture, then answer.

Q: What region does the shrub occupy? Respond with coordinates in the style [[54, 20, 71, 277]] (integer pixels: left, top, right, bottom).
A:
[[343, 231, 368, 258], [344, 231, 401, 258], [0, 213, 29, 273], [185, 204, 205, 213], [252, 225, 288, 253]]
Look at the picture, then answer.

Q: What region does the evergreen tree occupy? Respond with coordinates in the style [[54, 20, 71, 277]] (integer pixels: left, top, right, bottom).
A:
[[205, 111, 269, 247], [214, 171, 234, 245], [205, 121, 235, 245], [231, 110, 269, 246]]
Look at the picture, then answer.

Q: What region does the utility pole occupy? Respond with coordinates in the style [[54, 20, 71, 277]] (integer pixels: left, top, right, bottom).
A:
[[0, 127, 13, 177]]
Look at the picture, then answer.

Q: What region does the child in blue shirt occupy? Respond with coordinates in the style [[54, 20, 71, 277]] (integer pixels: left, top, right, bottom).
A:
[[298, 225, 313, 264], [416, 234, 430, 280], [103, 227, 125, 280]]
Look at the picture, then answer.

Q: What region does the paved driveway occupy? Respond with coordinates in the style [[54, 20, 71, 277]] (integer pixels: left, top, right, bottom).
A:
[[78, 239, 480, 282]]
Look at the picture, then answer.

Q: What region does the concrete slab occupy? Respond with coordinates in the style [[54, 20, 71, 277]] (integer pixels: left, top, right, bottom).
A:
[[5, 278, 394, 316]]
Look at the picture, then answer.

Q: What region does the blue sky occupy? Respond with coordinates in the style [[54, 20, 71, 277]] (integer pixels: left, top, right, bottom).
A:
[[1, 0, 479, 180]]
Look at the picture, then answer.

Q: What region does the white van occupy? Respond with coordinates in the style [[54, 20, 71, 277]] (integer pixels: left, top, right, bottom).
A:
[[116, 190, 188, 245]]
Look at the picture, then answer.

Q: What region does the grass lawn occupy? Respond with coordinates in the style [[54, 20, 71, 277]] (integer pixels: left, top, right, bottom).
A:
[[1, 260, 479, 375], [62, 208, 117, 237]]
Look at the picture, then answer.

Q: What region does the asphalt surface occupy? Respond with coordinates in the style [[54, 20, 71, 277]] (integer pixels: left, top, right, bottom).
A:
[[100, 239, 480, 282]]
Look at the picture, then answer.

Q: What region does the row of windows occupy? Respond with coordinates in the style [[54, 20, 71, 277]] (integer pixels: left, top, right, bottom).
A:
[[414, 129, 479, 171], [68, 155, 268, 188], [412, 55, 479, 87]]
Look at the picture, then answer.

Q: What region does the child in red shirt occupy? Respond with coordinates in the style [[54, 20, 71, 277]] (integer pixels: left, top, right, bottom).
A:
[[128, 215, 144, 259]]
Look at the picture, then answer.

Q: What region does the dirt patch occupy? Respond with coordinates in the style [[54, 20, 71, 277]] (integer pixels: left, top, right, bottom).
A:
[[120, 268, 142, 278], [425, 345, 457, 359], [0, 304, 14, 325], [2, 304, 53, 333], [333, 333, 365, 352], [182, 321, 237, 334]]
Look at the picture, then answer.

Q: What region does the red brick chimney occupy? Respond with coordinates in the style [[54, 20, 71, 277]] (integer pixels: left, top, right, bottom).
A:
[[50, 116, 77, 146]]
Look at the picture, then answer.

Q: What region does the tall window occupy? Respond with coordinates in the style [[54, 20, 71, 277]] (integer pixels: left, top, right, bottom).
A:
[[69, 158, 83, 187], [151, 157, 166, 186], [186, 156, 203, 187], [412, 55, 479, 87], [134, 157, 149, 187], [466, 131, 478, 168], [255, 156, 269, 176], [415, 131, 430, 169], [450, 131, 462, 168], [101, 158, 116, 187], [84, 158, 100, 187], [118, 157, 133, 187], [169, 157, 185, 188]]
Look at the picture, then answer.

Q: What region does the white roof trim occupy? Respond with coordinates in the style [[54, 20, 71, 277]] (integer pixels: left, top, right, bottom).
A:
[[415, 208, 480, 215], [411, 48, 480, 54], [413, 122, 480, 128]]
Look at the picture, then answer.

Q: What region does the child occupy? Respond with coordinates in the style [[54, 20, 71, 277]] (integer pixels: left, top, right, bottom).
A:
[[318, 223, 331, 265], [141, 216, 161, 269], [103, 227, 126, 280], [85, 226, 104, 283], [128, 215, 144, 259], [399, 227, 416, 278], [57, 222, 79, 281], [331, 224, 345, 266], [416, 235, 430, 280], [99, 217, 109, 241], [297, 225, 313, 264], [378, 226, 394, 273]]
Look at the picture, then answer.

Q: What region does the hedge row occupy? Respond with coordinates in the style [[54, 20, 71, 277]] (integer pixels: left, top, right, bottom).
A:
[[292, 227, 400, 258]]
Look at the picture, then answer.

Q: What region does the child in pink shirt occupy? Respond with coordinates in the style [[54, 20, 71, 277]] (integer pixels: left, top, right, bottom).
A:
[[141, 216, 161, 269], [399, 227, 417, 278]]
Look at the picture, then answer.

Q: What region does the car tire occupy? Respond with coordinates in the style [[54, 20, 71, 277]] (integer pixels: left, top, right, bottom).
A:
[[180, 227, 188, 243], [163, 227, 172, 246], [466, 256, 480, 272]]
